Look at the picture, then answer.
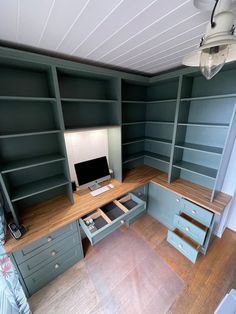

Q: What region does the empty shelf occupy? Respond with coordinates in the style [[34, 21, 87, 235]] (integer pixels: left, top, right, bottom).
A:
[[0, 130, 61, 138], [122, 99, 176, 104], [175, 142, 223, 155], [173, 161, 217, 179], [61, 98, 117, 103], [146, 121, 174, 125], [122, 136, 172, 146], [123, 152, 144, 164], [178, 123, 229, 128], [0, 96, 56, 102], [11, 175, 69, 202], [181, 93, 236, 101], [144, 151, 170, 163], [122, 121, 146, 126], [1, 154, 65, 173], [123, 151, 170, 164], [122, 137, 145, 145]]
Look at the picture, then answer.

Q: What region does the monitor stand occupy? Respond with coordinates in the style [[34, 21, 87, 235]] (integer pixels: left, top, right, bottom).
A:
[[89, 183, 101, 191]]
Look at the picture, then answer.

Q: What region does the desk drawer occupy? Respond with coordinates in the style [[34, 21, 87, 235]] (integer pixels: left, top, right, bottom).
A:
[[174, 213, 208, 245], [79, 193, 146, 245], [18, 232, 80, 278], [167, 229, 200, 263], [25, 245, 82, 295], [14, 222, 78, 264], [131, 185, 147, 201], [182, 199, 213, 227]]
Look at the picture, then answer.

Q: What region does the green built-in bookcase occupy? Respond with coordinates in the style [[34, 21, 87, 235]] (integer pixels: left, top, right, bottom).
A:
[[0, 59, 73, 226], [0, 46, 236, 226], [122, 67, 236, 202]]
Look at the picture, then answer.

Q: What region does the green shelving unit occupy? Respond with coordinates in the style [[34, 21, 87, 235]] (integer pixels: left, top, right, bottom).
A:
[[0, 60, 73, 226], [0, 45, 236, 227], [121, 77, 178, 174]]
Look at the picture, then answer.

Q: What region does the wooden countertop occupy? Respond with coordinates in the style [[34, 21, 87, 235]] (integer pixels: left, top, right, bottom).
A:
[[4, 165, 231, 253]]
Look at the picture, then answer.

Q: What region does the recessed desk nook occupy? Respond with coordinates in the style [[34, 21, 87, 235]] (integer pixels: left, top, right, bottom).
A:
[[1, 46, 235, 298]]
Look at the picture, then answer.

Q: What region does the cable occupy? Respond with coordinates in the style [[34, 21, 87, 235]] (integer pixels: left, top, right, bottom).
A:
[[211, 0, 220, 28]]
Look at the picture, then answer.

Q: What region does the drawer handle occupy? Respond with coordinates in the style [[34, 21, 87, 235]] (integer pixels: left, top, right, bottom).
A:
[[120, 220, 125, 225], [54, 263, 60, 269], [185, 227, 190, 232], [192, 210, 196, 214], [176, 198, 180, 203], [138, 192, 142, 196], [47, 236, 52, 242], [178, 244, 183, 249], [51, 250, 56, 256]]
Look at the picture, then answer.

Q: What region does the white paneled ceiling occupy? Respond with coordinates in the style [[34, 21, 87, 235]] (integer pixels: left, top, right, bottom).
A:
[[0, 0, 213, 74]]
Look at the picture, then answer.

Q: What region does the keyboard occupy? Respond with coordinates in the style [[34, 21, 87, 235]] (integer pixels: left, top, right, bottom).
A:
[[90, 186, 110, 197]]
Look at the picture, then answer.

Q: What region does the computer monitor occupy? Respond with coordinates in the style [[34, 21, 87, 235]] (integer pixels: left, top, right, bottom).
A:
[[74, 156, 110, 190]]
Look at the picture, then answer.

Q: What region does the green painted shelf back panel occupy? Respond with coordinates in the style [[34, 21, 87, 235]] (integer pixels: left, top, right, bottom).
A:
[[62, 101, 120, 129], [1, 154, 65, 173], [0, 100, 60, 135], [0, 63, 52, 97], [0, 133, 63, 163], [173, 161, 217, 179], [11, 175, 69, 202], [175, 142, 223, 155]]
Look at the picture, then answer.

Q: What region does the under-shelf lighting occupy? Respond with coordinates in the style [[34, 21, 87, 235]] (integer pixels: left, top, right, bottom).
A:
[[183, 0, 236, 80]]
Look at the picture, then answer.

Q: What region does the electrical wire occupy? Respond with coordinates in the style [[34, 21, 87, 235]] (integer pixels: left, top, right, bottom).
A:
[[211, 0, 220, 27]]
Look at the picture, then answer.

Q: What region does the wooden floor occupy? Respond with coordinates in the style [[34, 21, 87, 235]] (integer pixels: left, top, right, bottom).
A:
[[29, 214, 236, 314]]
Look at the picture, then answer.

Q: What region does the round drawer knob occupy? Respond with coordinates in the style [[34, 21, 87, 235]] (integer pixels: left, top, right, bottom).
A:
[[47, 236, 52, 242], [192, 210, 196, 214], [185, 227, 190, 232], [178, 244, 183, 249], [120, 220, 125, 225], [176, 198, 180, 203], [51, 250, 56, 256], [54, 263, 60, 269], [138, 192, 142, 196]]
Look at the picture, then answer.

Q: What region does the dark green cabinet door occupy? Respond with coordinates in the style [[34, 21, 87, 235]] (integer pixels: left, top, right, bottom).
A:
[[147, 183, 181, 229]]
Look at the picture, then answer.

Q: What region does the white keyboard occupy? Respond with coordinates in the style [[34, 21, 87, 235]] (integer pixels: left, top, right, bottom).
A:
[[90, 186, 110, 197]]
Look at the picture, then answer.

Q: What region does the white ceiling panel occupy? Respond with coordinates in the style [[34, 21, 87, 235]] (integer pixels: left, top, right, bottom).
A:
[[0, 0, 18, 42], [0, 0, 219, 74], [112, 15, 208, 67], [18, 0, 55, 46], [39, 0, 90, 50], [72, 0, 156, 57], [57, 0, 123, 54]]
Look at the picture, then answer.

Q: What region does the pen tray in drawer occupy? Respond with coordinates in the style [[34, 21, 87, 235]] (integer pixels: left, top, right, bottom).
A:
[[79, 193, 145, 245]]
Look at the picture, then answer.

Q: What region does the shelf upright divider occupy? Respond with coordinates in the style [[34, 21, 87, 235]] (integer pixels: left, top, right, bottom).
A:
[[168, 75, 183, 183], [49, 66, 74, 204]]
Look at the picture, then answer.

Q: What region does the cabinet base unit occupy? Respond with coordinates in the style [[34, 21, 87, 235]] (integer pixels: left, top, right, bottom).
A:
[[79, 193, 146, 245], [12, 221, 83, 296], [167, 199, 215, 263]]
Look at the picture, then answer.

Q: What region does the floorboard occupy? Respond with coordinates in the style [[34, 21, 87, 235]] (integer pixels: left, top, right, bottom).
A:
[[29, 214, 236, 314]]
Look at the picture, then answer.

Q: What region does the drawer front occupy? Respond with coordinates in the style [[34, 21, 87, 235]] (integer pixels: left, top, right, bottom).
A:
[[25, 245, 83, 296], [19, 232, 80, 278], [80, 194, 146, 245], [167, 230, 198, 263], [174, 214, 207, 245], [182, 199, 213, 227], [14, 222, 78, 264]]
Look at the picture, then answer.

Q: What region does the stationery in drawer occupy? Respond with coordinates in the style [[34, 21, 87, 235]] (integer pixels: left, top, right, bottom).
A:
[[79, 193, 146, 245], [167, 229, 200, 263], [18, 232, 80, 278], [174, 213, 208, 245], [182, 199, 213, 227], [14, 221, 78, 264]]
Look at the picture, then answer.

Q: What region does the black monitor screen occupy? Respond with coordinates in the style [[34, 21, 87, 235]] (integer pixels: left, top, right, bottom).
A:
[[74, 156, 110, 186]]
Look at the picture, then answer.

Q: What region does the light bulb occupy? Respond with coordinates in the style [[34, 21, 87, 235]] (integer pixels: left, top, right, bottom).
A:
[[200, 45, 229, 80]]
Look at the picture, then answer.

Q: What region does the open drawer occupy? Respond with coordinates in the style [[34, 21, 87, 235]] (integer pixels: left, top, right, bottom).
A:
[[79, 193, 146, 245]]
